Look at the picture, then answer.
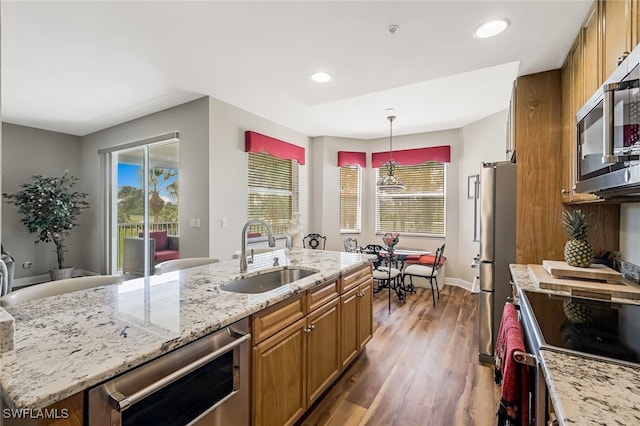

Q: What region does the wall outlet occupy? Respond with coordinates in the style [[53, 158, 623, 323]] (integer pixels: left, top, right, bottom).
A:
[[22, 261, 32, 269]]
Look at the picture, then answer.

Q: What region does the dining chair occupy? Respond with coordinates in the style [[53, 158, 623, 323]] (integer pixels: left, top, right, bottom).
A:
[[374, 254, 406, 298], [0, 275, 123, 307], [154, 257, 220, 275], [343, 237, 359, 252], [303, 233, 327, 250], [360, 244, 404, 298], [402, 243, 446, 307]]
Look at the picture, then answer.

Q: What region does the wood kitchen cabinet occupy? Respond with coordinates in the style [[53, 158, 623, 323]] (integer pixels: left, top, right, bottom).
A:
[[584, 3, 602, 98], [339, 265, 373, 368], [253, 317, 308, 426], [561, 36, 600, 203], [561, 53, 575, 204], [603, 0, 632, 79], [306, 297, 340, 404], [252, 292, 338, 426], [340, 280, 373, 369], [251, 265, 373, 426], [514, 71, 566, 264]]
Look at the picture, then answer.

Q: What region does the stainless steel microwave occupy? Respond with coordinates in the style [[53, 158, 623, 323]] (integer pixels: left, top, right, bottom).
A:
[[575, 45, 640, 197]]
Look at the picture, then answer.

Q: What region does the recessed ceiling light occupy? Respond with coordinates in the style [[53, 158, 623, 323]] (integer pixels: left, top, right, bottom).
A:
[[311, 72, 332, 83], [474, 18, 510, 39]]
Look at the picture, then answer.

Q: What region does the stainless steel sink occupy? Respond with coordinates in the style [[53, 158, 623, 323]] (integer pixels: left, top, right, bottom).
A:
[[221, 268, 317, 294]]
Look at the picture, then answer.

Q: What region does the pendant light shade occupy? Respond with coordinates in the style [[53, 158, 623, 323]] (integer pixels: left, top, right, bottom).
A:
[[377, 114, 405, 191]]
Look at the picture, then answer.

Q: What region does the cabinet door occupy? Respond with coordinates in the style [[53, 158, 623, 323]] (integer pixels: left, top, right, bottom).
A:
[[306, 298, 340, 404], [573, 32, 586, 111], [339, 285, 359, 369], [584, 3, 601, 97], [603, 0, 632, 80], [507, 82, 517, 160], [561, 59, 574, 203], [357, 280, 373, 351], [253, 318, 307, 426]]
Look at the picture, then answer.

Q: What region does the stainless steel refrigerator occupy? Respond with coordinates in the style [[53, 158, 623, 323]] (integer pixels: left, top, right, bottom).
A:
[[478, 161, 516, 364]]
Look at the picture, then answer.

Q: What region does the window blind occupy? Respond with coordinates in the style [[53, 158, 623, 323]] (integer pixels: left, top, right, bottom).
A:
[[340, 165, 361, 233], [247, 152, 299, 237], [376, 161, 446, 236]]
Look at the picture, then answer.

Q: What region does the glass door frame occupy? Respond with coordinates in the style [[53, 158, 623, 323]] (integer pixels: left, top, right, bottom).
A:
[[99, 132, 179, 277]]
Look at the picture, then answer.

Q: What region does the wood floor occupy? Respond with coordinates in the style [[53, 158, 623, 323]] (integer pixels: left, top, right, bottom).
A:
[[297, 285, 500, 426]]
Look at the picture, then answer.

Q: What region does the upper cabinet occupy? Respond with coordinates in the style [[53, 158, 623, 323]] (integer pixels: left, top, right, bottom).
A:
[[560, 0, 640, 204], [603, 0, 632, 80], [584, 3, 602, 98]]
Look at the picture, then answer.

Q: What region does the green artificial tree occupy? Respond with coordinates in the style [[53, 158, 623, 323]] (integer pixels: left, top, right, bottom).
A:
[[3, 171, 89, 274]]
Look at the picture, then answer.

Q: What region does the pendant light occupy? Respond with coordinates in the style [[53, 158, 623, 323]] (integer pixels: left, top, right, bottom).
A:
[[377, 113, 405, 191]]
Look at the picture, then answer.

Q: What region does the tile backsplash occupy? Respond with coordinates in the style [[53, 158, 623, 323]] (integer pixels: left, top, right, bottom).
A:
[[621, 259, 640, 285]]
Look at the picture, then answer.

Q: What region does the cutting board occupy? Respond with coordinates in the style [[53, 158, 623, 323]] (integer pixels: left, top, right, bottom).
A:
[[542, 260, 621, 282], [528, 264, 640, 300]]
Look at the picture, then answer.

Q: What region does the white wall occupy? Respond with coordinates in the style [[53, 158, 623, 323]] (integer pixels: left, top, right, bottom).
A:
[[311, 130, 463, 277], [458, 110, 509, 283], [208, 98, 311, 260], [620, 203, 640, 264], [310, 110, 508, 284], [1, 124, 83, 278], [80, 97, 210, 274]]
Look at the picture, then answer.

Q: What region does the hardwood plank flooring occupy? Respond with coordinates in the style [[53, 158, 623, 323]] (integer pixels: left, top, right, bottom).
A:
[[297, 286, 500, 426]]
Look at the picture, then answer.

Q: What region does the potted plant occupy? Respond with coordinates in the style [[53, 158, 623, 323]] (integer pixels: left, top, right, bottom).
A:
[[3, 171, 90, 280]]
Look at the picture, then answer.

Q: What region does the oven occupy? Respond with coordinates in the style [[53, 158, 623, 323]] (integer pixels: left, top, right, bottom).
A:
[[516, 292, 549, 426], [517, 289, 640, 426], [88, 318, 251, 426]]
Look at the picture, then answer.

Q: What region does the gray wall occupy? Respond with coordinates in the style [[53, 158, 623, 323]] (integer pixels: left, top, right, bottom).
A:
[[458, 110, 509, 283], [310, 130, 461, 263], [1, 123, 83, 278], [309, 114, 508, 286], [208, 98, 311, 260], [80, 97, 210, 274]]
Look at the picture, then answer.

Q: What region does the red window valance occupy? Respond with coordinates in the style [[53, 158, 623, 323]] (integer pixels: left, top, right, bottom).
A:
[[245, 131, 305, 165], [372, 145, 450, 168], [337, 151, 366, 168]]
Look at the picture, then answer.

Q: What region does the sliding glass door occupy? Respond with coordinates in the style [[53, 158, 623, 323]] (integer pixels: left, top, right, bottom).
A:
[[107, 139, 179, 277]]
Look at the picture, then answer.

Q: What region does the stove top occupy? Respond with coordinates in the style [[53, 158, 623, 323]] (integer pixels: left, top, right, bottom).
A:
[[521, 290, 640, 367]]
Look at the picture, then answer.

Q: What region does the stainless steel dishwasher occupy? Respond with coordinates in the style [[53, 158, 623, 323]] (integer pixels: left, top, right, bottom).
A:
[[88, 318, 250, 426]]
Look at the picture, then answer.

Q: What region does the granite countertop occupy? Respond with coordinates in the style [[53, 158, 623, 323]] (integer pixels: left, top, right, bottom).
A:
[[510, 263, 640, 425], [0, 249, 373, 410], [539, 350, 640, 425]]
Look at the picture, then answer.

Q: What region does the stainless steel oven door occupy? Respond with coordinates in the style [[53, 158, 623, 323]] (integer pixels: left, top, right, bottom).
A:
[[88, 319, 250, 426]]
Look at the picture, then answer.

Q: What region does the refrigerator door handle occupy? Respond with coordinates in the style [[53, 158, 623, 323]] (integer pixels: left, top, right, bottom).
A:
[[479, 262, 494, 292], [478, 290, 494, 361], [479, 165, 496, 261]]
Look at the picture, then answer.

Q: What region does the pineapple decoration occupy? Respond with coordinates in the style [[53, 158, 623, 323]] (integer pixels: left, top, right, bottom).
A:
[[562, 209, 593, 268]]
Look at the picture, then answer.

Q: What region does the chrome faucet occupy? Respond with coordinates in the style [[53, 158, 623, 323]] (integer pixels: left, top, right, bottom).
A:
[[240, 219, 276, 273]]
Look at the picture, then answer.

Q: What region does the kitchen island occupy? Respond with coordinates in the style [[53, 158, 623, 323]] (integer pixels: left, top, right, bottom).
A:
[[0, 249, 374, 413], [510, 264, 640, 426]]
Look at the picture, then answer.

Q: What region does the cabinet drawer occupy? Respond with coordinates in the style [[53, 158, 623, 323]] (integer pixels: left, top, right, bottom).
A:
[[307, 279, 338, 312], [252, 293, 305, 344], [340, 264, 372, 294]]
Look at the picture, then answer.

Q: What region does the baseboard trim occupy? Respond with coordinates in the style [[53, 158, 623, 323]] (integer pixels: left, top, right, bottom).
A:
[[12, 269, 98, 289], [445, 277, 473, 292]]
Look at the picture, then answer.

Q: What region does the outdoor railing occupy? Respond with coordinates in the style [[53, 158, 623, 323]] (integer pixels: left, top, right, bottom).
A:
[[117, 222, 179, 269]]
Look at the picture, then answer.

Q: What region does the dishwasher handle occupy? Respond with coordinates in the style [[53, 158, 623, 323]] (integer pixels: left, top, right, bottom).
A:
[[107, 331, 251, 412]]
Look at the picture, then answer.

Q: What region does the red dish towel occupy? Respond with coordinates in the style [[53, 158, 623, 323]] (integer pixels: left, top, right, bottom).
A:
[[495, 303, 529, 426]]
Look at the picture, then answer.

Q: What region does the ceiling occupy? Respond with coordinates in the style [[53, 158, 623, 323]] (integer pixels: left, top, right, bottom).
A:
[[1, 1, 593, 140]]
